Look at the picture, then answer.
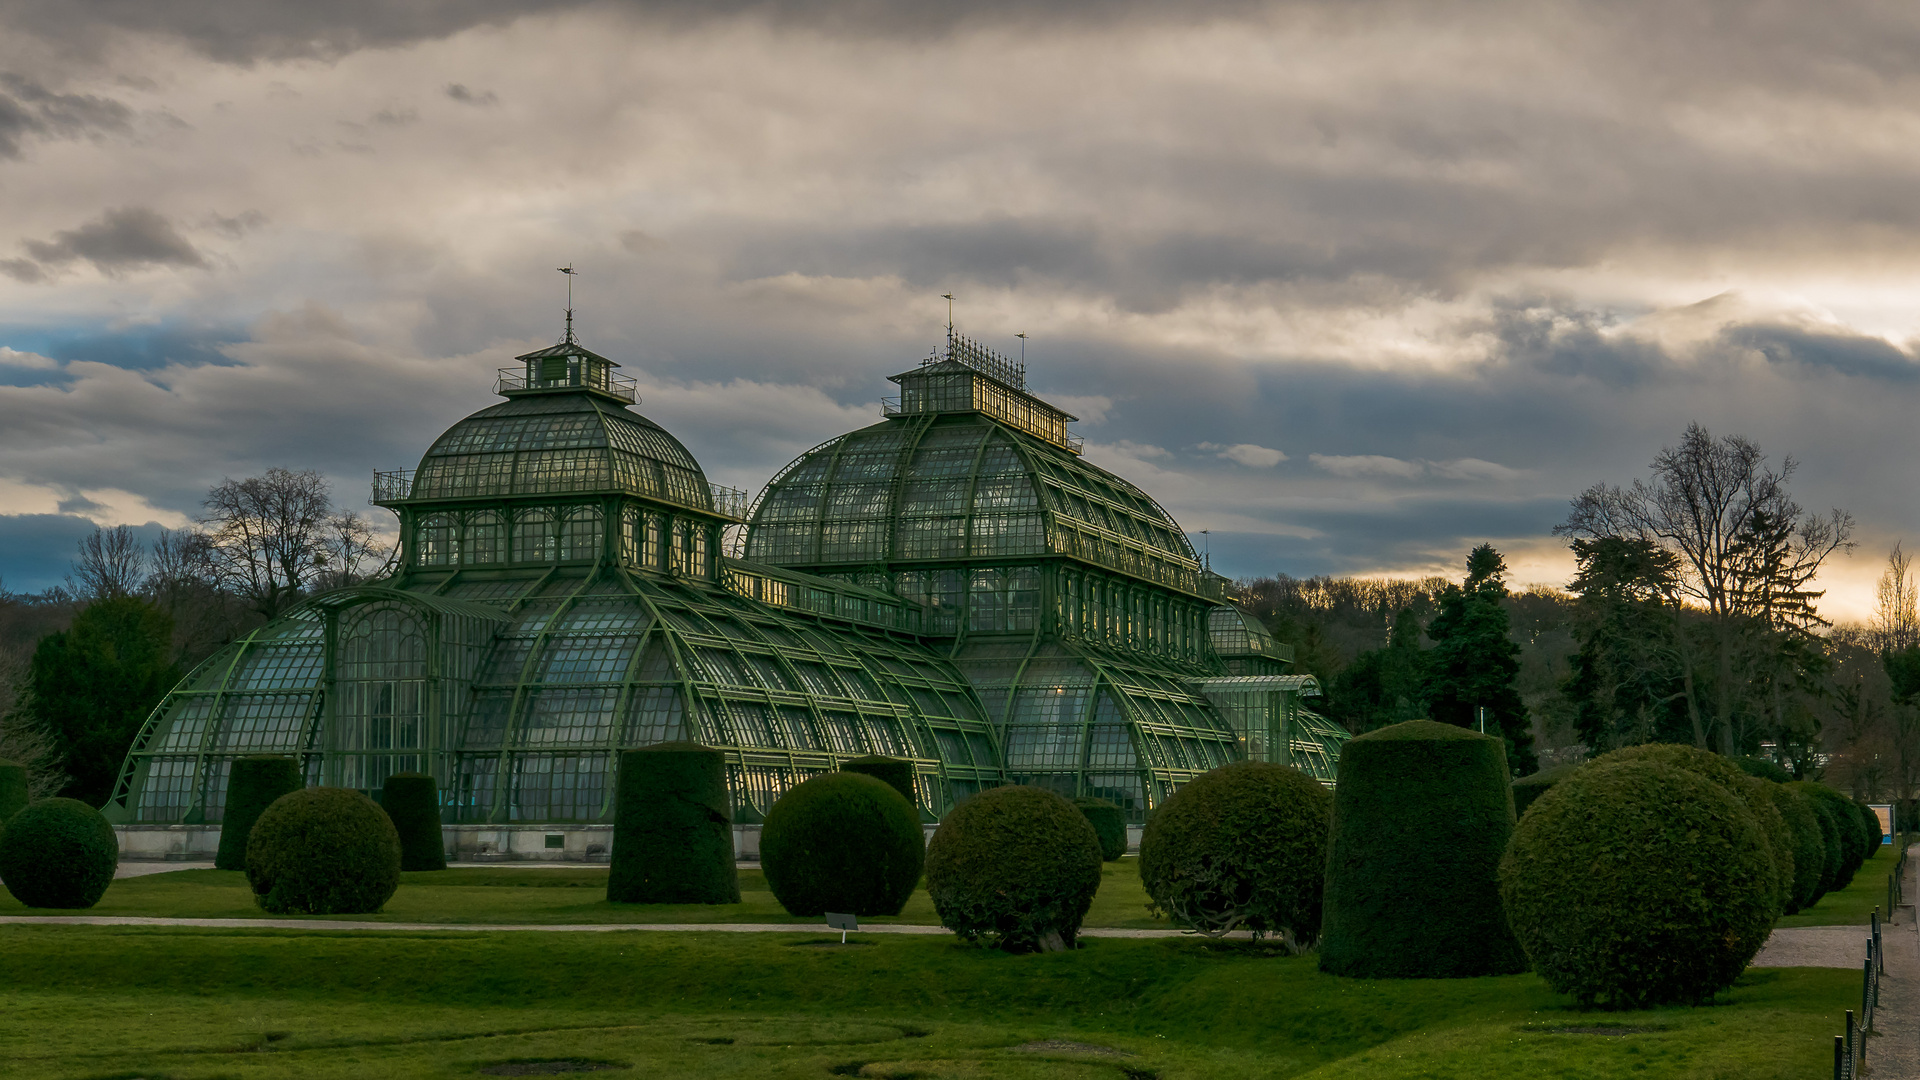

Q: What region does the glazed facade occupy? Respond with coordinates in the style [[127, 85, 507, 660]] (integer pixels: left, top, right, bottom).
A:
[[107, 331, 1346, 827]]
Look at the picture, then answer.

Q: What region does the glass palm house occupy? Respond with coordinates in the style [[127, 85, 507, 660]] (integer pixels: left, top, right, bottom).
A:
[[106, 323, 1347, 844]]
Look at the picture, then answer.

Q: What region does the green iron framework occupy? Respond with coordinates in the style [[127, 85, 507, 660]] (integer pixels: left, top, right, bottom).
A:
[[108, 325, 1345, 827]]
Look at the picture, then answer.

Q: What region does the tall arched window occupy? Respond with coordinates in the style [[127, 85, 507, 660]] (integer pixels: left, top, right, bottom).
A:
[[560, 505, 603, 561], [466, 511, 505, 565], [418, 514, 457, 566], [513, 508, 558, 563], [336, 604, 427, 791]]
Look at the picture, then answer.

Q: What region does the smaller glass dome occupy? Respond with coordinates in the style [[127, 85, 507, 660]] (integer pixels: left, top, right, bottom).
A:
[[407, 394, 714, 513]]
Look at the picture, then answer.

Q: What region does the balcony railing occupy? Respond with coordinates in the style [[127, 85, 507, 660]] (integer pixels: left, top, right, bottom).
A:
[[709, 483, 751, 521], [371, 469, 414, 505], [496, 366, 637, 404]]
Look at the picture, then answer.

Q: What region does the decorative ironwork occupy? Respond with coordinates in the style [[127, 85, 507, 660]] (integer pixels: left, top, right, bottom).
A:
[[371, 469, 414, 505], [939, 329, 1026, 389], [497, 365, 636, 404]]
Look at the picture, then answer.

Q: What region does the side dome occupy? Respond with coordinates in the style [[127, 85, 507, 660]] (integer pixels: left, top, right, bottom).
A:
[[408, 393, 714, 513], [744, 415, 1202, 590]]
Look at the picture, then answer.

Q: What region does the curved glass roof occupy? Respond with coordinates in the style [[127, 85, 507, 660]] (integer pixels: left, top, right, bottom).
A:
[[407, 394, 714, 513], [745, 414, 1207, 594]]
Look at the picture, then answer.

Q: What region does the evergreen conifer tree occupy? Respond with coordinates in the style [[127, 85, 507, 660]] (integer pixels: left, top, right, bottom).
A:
[[26, 597, 180, 807], [1424, 545, 1536, 774]]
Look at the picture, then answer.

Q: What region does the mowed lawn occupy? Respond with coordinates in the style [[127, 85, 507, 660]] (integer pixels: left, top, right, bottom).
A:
[[0, 854, 1889, 1077], [0, 926, 1856, 1079]]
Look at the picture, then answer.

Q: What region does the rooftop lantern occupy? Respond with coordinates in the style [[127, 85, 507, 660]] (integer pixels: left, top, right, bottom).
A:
[[495, 266, 638, 404]]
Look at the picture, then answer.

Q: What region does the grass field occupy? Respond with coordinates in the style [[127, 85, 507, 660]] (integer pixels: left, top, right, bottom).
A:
[[0, 853, 1887, 1077], [0, 926, 1857, 1079]]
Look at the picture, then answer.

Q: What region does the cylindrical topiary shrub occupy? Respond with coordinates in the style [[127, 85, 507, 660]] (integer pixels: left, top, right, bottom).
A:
[[1592, 743, 1795, 912], [1798, 783, 1864, 891], [1789, 782, 1843, 903], [1321, 720, 1527, 978], [0, 757, 29, 823], [925, 785, 1103, 952], [1073, 796, 1128, 861], [607, 742, 739, 905], [840, 756, 918, 807], [0, 798, 118, 909], [380, 772, 447, 872], [1501, 760, 1778, 1008], [1511, 763, 1574, 819], [762, 771, 923, 916], [1766, 782, 1825, 914], [1139, 761, 1332, 949], [215, 756, 303, 871], [246, 787, 401, 914]]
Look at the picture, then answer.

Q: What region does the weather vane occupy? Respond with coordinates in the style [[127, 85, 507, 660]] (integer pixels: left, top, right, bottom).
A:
[[558, 265, 579, 342], [941, 292, 955, 333], [1016, 332, 1027, 365]]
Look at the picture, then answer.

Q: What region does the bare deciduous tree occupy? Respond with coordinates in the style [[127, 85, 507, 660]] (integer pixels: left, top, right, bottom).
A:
[[0, 655, 68, 798], [1872, 543, 1920, 654], [1558, 423, 1854, 754], [200, 468, 389, 620], [68, 524, 147, 601]]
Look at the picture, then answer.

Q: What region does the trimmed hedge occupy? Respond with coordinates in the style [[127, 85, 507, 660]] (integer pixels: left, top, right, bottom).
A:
[[1766, 782, 1826, 914], [1799, 783, 1865, 891], [246, 787, 402, 914], [1511, 763, 1574, 819], [1592, 744, 1796, 911], [380, 772, 447, 872], [1788, 782, 1843, 903], [215, 756, 302, 871], [1736, 756, 1795, 783], [0, 758, 29, 823], [1321, 720, 1526, 978], [1073, 797, 1128, 861], [840, 756, 917, 807], [762, 771, 923, 916], [1140, 761, 1332, 947], [925, 785, 1103, 952], [1501, 760, 1778, 1008], [607, 742, 738, 905], [0, 798, 118, 908]]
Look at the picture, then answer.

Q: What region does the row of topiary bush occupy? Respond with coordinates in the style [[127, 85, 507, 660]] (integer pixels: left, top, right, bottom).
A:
[[0, 756, 450, 914]]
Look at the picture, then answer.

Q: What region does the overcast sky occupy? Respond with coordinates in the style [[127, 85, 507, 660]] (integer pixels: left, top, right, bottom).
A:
[[0, 1, 1915, 622]]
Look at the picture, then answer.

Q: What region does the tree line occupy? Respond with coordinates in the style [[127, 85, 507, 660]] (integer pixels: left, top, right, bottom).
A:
[[1241, 422, 1920, 798], [0, 469, 387, 804]]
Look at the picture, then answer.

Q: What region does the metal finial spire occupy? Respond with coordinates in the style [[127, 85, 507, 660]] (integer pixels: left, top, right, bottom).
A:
[[558, 265, 579, 343], [941, 293, 955, 335], [1016, 332, 1027, 366]]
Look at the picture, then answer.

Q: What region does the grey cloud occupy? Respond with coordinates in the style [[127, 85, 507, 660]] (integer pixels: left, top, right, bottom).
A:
[[372, 107, 419, 126], [17, 207, 207, 276], [204, 210, 267, 238], [0, 73, 131, 159], [1722, 323, 1920, 383], [445, 84, 498, 106]]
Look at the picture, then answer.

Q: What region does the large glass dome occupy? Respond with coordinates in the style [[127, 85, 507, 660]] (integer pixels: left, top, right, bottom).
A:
[[746, 414, 1207, 596]]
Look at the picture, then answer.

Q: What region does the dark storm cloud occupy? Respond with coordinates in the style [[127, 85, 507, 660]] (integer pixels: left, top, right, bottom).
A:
[[1722, 323, 1920, 383], [0, 514, 166, 593], [14, 207, 206, 278], [0, 73, 130, 159]]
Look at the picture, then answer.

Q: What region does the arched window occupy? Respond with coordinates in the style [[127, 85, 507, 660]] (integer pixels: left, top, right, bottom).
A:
[[513, 508, 558, 563], [560, 505, 603, 561], [418, 514, 456, 566], [466, 511, 505, 565], [336, 604, 427, 791]]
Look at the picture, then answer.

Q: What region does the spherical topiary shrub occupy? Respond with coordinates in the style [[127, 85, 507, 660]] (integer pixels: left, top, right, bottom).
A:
[[1073, 797, 1128, 861], [762, 772, 923, 916], [215, 756, 303, 871], [0, 798, 118, 909], [1501, 760, 1778, 1008], [246, 787, 401, 914], [1798, 783, 1864, 891], [1766, 782, 1825, 914], [840, 756, 918, 808], [1736, 756, 1795, 783], [0, 757, 29, 823], [1788, 782, 1843, 903], [1139, 761, 1332, 948], [380, 772, 448, 872], [1592, 743, 1795, 911], [607, 743, 739, 905], [1320, 720, 1527, 978], [925, 785, 1103, 952], [1511, 763, 1574, 819]]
